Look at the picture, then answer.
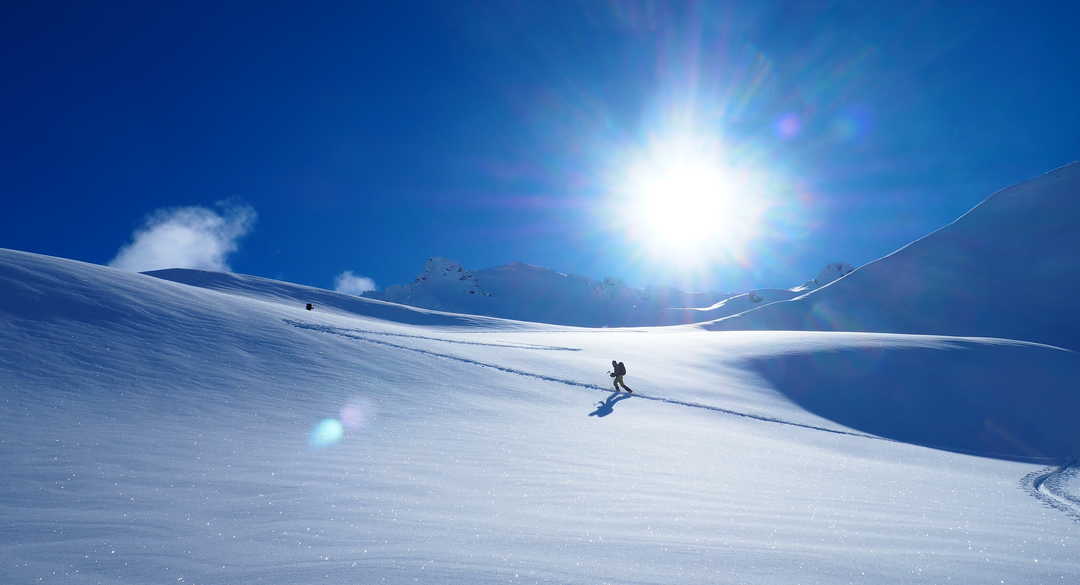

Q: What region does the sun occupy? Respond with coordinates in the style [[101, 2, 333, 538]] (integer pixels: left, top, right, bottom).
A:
[[614, 135, 771, 264]]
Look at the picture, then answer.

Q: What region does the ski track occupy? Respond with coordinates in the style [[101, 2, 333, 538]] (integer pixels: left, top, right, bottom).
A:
[[1021, 463, 1080, 524], [290, 319, 1080, 524], [283, 319, 580, 351], [287, 319, 879, 440]]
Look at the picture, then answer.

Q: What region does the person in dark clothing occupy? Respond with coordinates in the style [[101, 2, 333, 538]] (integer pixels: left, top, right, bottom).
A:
[[610, 360, 632, 393]]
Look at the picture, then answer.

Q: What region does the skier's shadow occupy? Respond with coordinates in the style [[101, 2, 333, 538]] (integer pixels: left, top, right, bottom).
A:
[[588, 392, 632, 417]]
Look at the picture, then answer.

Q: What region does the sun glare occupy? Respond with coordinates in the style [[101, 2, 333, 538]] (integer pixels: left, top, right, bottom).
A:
[[615, 135, 771, 264]]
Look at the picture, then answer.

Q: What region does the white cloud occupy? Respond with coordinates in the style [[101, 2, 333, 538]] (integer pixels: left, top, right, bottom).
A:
[[334, 271, 376, 296], [109, 204, 256, 272]]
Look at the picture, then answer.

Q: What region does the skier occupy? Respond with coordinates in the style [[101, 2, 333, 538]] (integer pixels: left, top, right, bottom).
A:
[[610, 360, 632, 393]]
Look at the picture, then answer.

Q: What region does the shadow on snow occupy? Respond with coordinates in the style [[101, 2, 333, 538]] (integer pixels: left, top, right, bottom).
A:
[[744, 340, 1080, 463], [588, 392, 632, 417]]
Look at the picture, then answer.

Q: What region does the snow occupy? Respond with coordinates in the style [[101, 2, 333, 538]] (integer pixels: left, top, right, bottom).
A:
[[371, 256, 723, 327], [2, 247, 1078, 584], [705, 162, 1080, 350], [367, 257, 852, 327]]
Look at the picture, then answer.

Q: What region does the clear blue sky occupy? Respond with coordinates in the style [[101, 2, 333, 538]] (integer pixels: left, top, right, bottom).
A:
[[4, 1, 1079, 293]]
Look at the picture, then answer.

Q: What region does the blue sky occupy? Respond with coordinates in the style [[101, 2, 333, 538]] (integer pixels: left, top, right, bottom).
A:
[[3, 1, 1079, 294]]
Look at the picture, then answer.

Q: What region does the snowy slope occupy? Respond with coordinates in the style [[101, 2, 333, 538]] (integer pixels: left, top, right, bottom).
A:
[[143, 267, 524, 328], [662, 264, 853, 324], [368, 257, 850, 327], [369, 257, 724, 327], [2, 247, 1079, 585], [672, 287, 806, 322], [705, 163, 1080, 350]]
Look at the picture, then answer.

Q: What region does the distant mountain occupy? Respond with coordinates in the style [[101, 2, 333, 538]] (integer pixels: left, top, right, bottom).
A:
[[705, 162, 1080, 350], [795, 262, 858, 292], [365, 257, 852, 327], [670, 262, 856, 324]]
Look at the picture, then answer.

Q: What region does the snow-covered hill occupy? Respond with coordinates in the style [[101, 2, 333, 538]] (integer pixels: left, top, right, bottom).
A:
[[366, 257, 722, 327], [706, 163, 1080, 350], [144, 267, 519, 328], [366, 257, 850, 327], [2, 247, 1078, 585]]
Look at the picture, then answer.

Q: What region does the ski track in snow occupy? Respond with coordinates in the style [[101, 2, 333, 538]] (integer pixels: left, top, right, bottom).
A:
[[1021, 463, 1080, 523], [291, 321, 1080, 526], [282, 320, 580, 351], [287, 319, 880, 441], [290, 319, 1080, 524]]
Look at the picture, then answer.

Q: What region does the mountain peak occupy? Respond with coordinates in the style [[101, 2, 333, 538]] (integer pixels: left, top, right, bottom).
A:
[[367, 258, 847, 327]]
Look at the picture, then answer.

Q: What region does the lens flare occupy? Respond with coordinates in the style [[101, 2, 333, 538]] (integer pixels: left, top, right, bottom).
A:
[[340, 397, 376, 430], [309, 418, 344, 448], [776, 113, 801, 138]]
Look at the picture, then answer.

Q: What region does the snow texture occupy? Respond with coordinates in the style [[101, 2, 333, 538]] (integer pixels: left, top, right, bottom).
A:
[[2, 240, 1079, 585]]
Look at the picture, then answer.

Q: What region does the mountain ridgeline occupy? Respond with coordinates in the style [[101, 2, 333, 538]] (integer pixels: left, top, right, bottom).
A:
[[704, 162, 1080, 350], [363, 258, 853, 327]]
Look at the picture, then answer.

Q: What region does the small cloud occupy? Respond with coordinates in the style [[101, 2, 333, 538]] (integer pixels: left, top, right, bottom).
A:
[[334, 270, 376, 296], [109, 204, 256, 272]]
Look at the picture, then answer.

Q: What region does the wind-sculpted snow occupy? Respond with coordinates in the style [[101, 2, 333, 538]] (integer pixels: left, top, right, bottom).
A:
[[706, 162, 1080, 350]]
